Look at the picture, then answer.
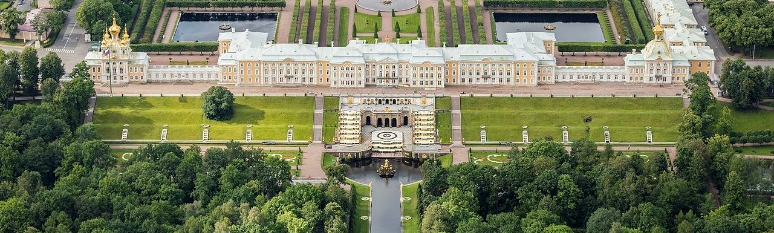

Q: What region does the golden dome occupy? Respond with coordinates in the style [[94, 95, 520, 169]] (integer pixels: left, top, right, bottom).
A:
[[121, 25, 130, 44], [108, 17, 121, 36], [101, 27, 110, 45]]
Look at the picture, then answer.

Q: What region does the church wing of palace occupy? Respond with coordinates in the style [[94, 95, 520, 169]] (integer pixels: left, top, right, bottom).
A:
[[84, 0, 715, 88]]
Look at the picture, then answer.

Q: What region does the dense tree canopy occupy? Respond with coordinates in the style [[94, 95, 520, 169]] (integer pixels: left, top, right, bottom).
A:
[[705, 0, 774, 55], [202, 86, 235, 121], [719, 58, 774, 109]]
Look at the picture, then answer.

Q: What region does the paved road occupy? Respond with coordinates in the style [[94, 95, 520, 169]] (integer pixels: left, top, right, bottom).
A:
[[40, 0, 91, 73]]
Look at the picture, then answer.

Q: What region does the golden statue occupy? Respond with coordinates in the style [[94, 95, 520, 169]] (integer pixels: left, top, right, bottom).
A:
[[421, 96, 427, 105], [383, 36, 390, 43], [377, 159, 395, 178], [348, 96, 353, 104]]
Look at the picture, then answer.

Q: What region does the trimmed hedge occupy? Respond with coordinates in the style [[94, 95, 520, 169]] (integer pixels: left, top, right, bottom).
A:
[[450, 0, 460, 46], [166, 1, 286, 8], [438, 0, 447, 46], [461, 0, 473, 44], [608, 0, 629, 43], [156, 10, 172, 43], [312, 0, 323, 43], [425, 7, 435, 46], [290, 0, 301, 42], [131, 42, 218, 52], [623, 0, 645, 44], [131, 0, 154, 43], [142, 0, 166, 43], [475, 0, 486, 44], [630, 0, 653, 41], [483, 0, 606, 8], [338, 7, 350, 46], [557, 42, 644, 52], [326, 0, 335, 46], [299, 0, 312, 43]]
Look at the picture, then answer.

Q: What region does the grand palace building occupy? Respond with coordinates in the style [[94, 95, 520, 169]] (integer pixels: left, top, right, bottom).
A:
[[84, 0, 715, 87]]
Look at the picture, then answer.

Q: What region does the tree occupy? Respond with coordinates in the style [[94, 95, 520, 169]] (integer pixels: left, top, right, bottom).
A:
[[0, 64, 15, 106], [417, 26, 422, 39], [391, 9, 395, 17], [721, 171, 744, 212], [322, 163, 348, 183], [0, 8, 24, 41], [586, 208, 621, 233], [40, 52, 65, 82], [70, 61, 89, 79], [201, 86, 235, 121], [45, 11, 67, 34], [395, 22, 401, 38], [75, 0, 117, 36], [20, 47, 40, 95], [40, 78, 59, 100], [373, 23, 378, 39], [720, 58, 766, 109], [0, 198, 33, 232], [377, 10, 381, 17], [53, 76, 95, 128], [352, 24, 357, 38], [31, 13, 50, 41], [521, 209, 562, 233], [51, 0, 76, 11]]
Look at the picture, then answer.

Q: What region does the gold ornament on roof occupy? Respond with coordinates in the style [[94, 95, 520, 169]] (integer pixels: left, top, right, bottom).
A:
[[109, 17, 121, 37], [121, 24, 130, 44], [101, 26, 110, 46], [653, 12, 664, 40]]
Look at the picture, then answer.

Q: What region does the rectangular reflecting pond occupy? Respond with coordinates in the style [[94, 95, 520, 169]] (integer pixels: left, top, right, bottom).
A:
[[172, 12, 277, 42], [493, 13, 605, 43]]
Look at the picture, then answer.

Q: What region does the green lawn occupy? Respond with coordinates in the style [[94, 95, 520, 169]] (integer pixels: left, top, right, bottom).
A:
[[93, 97, 314, 141], [734, 146, 774, 155], [112, 149, 135, 165], [718, 101, 774, 132], [470, 150, 509, 166], [354, 13, 381, 33], [348, 180, 371, 233], [401, 182, 420, 232], [324, 96, 339, 109], [460, 97, 683, 142], [436, 112, 451, 144], [324, 111, 338, 143], [393, 13, 421, 36], [264, 149, 301, 165], [435, 97, 450, 110], [438, 154, 452, 167], [322, 153, 337, 168]]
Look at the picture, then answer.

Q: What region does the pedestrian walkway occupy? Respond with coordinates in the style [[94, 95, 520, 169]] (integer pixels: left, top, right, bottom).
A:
[[313, 94, 324, 143], [45, 48, 75, 54]]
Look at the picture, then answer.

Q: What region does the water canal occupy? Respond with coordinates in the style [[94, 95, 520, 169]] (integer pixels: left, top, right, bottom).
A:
[[173, 12, 278, 42], [493, 12, 605, 43]]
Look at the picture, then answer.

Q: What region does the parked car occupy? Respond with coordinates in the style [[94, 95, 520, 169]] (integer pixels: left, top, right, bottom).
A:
[[701, 26, 707, 31], [499, 141, 513, 146], [262, 141, 277, 145], [704, 30, 708, 35]]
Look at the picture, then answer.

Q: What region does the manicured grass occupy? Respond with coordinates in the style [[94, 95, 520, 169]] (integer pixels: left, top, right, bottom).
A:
[[393, 13, 421, 37], [718, 101, 774, 132], [620, 150, 660, 158], [425, 7, 435, 46], [438, 154, 452, 167], [460, 97, 683, 142], [322, 153, 337, 168], [435, 97, 450, 110], [323, 111, 338, 143], [324, 96, 340, 109], [597, 11, 615, 44], [338, 7, 350, 46], [436, 112, 451, 144], [356, 36, 418, 44], [734, 146, 774, 155], [264, 149, 301, 165], [0, 38, 24, 46], [112, 149, 135, 165], [354, 13, 381, 33], [94, 97, 313, 140], [470, 150, 509, 166], [401, 182, 420, 232], [348, 180, 371, 233]]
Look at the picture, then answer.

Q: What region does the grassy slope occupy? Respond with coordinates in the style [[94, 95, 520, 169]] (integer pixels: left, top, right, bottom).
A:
[[735, 146, 774, 155], [436, 97, 451, 143], [717, 101, 774, 132], [349, 180, 371, 233], [460, 97, 683, 142], [94, 97, 313, 140], [401, 182, 420, 232], [323, 96, 339, 143]]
